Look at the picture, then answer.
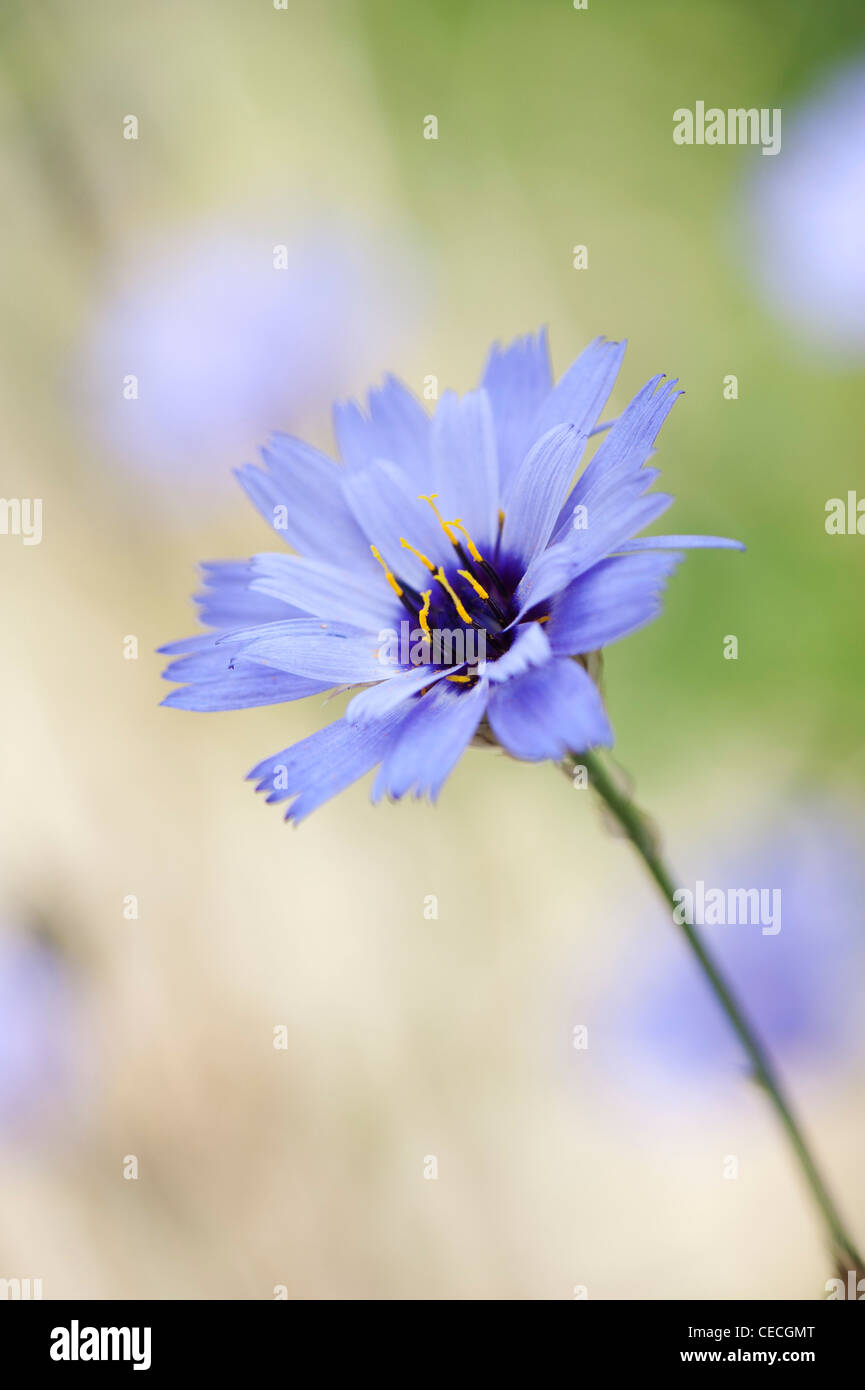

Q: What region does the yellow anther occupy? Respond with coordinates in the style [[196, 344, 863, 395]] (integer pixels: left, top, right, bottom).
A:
[[418, 590, 432, 635], [450, 518, 485, 564], [400, 537, 436, 573], [536, 614, 551, 624], [433, 567, 473, 624], [370, 544, 403, 598], [446, 673, 473, 683], [457, 569, 489, 601], [497, 508, 505, 530], [418, 493, 459, 545]]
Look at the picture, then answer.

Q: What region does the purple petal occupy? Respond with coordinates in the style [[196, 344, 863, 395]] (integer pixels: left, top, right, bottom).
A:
[[193, 559, 304, 629], [161, 668, 329, 711], [249, 709, 414, 821], [430, 388, 499, 550], [487, 622, 552, 683], [249, 552, 401, 630], [236, 433, 374, 567], [528, 336, 626, 473], [547, 553, 683, 655], [552, 376, 680, 538], [617, 534, 745, 552], [334, 375, 431, 483], [342, 457, 450, 587], [345, 664, 456, 726], [218, 618, 389, 683], [514, 489, 674, 620], [500, 424, 589, 569], [480, 329, 552, 494], [487, 657, 613, 761], [372, 679, 489, 802]]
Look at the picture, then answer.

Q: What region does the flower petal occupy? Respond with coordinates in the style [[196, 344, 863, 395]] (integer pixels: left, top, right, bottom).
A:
[[546, 553, 683, 655], [487, 658, 613, 761], [480, 329, 552, 494], [159, 631, 232, 657], [161, 667, 329, 710], [528, 336, 626, 471], [235, 434, 375, 568], [161, 647, 247, 682], [342, 458, 449, 586], [513, 487, 674, 620], [500, 424, 589, 569], [371, 679, 489, 802], [487, 621, 552, 683], [334, 375, 431, 483], [345, 663, 456, 726], [430, 388, 499, 550], [617, 534, 745, 552], [552, 376, 678, 537], [249, 552, 401, 630], [218, 618, 390, 683], [249, 708, 415, 821]]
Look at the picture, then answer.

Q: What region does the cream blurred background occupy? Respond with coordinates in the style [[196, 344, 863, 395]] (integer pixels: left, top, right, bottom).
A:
[[1, 0, 863, 1298]]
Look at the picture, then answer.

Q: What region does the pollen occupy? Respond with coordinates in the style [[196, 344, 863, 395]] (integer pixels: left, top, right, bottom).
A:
[[400, 537, 437, 573], [457, 568, 489, 601], [433, 567, 473, 624], [418, 493, 459, 546], [418, 589, 432, 635], [450, 518, 485, 564], [370, 544, 404, 598]]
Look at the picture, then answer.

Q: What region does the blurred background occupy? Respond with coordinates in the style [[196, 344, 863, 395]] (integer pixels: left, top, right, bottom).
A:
[[1, 0, 863, 1299]]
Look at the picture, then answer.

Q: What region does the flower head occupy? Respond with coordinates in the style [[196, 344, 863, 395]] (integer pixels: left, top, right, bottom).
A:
[[82, 223, 417, 497], [745, 59, 865, 357], [594, 803, 865, 1100], [161, 332, 742, 819], [0, 923, 84, 1140]]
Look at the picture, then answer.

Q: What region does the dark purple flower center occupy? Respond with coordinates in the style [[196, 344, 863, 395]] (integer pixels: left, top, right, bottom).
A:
[[370, 495, 547, 676]]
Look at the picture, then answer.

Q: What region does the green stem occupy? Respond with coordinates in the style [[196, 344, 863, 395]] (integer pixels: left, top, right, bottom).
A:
[[569, 749, 863, 1272]]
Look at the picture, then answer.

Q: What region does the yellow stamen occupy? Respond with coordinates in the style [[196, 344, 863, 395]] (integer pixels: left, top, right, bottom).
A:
[[400, 537, 436, 573], [418, 493, 459, 545], [370, 544, 403, 598], [450, 518, 484, 564], [537, 614, 551, 624], [497, 508, 505, 531], [418, 589, 432, 635], [446, 673, 472, 683], [434, 568, 473, 624], [457, 568, 489, 601]]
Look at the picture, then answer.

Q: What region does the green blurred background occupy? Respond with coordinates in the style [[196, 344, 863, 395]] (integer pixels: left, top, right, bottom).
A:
[[1, 0, 863, 1298]]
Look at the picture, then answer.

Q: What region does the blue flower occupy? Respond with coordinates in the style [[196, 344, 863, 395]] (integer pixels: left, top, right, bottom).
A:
[[82, 223, 418, 498], [744, 60, 865, 357], [161, 332, 742, 820], [588, 804, 865, 1099], [0, 924, 84, 1139]]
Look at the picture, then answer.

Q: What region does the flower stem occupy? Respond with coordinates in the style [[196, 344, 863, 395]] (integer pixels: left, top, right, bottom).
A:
[[568, 748, 863, 1272]]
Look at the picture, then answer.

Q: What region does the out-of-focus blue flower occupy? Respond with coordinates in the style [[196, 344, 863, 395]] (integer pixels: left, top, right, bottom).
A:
[[160, 332, 743, 819], [0, 924, 82, 1139], [83, 224, 415, 493], [745, 60, 865, 355], [599, 807, 865, 1094]]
